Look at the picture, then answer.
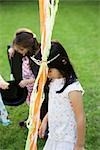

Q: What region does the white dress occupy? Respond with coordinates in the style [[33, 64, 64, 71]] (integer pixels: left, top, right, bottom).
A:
[[43, 78, 84, 150]]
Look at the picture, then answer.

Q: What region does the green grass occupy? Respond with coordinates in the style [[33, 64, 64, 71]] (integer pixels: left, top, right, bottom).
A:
[[0, 1, 99, 150]]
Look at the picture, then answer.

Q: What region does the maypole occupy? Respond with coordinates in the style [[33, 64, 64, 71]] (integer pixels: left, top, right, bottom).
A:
[[25, 0, 59, 150]]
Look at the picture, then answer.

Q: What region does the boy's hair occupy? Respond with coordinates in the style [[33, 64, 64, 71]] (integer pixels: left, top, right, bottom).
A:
[[13, 28, 40, 56], [47, 41, 77, 93]]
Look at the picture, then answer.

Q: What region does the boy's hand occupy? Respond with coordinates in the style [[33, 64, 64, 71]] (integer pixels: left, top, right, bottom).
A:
[[0, 81, 9, 90]]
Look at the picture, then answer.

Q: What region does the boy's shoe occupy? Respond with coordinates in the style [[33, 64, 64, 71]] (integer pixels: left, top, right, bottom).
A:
[[2, 119, 11, 126]]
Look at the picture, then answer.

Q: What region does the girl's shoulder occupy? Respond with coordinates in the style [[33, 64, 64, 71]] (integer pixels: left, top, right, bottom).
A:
[[65, 81, 84, 95]]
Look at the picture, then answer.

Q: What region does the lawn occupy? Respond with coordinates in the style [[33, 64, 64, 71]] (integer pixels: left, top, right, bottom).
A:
[[0, 1, 99, 150]]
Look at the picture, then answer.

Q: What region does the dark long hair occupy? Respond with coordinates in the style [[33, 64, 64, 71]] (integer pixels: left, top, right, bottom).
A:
[[13, 31, 40, 56], [47, 41, 77, 93]]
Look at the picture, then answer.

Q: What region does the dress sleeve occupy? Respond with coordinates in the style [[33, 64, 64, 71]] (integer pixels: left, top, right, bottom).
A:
[[66, 81, 84, 96]]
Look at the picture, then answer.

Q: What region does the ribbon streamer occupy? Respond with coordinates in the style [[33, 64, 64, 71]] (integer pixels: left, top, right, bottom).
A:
[[25, 0, 59, 149]]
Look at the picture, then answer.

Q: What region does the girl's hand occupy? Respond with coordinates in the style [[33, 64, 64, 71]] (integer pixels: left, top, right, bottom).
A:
[[8, 47, 15, 59], [38, 114, 48, 139], [18, 79, 28, 88], [19, 79, 35, 88], [74, 145, 85, 150]]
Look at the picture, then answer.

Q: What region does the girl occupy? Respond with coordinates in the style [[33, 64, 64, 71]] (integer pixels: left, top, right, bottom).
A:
[[8, 28, 46, 126], [0, 75, 11, 126], [9, 28, 40, 105], [39, 42, 86, 150]]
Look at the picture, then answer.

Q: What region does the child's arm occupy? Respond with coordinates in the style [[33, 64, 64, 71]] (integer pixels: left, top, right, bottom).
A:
[[0, 75, 9, 89], [69, 91, 86, 150], [8, 47, 15, 59], [38, 113, 48, 139], [18, 78, 35, 88]]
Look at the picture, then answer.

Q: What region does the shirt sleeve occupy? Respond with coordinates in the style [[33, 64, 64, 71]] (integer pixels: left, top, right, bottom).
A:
[[66, 81, 84, 96], [0, 75, 4, 81]]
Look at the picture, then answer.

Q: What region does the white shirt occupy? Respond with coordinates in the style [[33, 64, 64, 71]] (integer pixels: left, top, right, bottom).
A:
[[48, 78, 84, 144]]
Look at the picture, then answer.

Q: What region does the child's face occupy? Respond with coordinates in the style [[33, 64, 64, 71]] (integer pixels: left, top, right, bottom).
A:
[[13, 45, 28, 56], [48, 68, 63, 79]]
